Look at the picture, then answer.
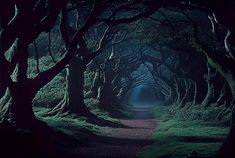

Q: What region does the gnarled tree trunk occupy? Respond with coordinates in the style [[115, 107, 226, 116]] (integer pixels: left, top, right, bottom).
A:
[[67, 57, 90, 115], [98, 78, 118, 111], [9, 81, 37, 128], [201, 63, 215, 107], [90, 69, 103, 99], [46, 56, 91, 116], [202, 48, 235, 158]]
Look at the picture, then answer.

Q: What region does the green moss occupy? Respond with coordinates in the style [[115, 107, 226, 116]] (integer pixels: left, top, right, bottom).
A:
[[155, 120, 228, 138]]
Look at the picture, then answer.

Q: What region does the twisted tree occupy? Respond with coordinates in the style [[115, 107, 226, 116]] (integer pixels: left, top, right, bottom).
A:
[[0, 0, 104, 128], [0, 0, 235, 156]]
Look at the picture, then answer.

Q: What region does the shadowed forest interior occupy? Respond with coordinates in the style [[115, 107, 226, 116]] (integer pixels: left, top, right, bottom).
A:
[[0, 0, 235, 158]]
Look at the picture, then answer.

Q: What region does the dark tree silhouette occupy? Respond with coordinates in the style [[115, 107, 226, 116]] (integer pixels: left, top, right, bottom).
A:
[[0, 0, 234, 157], [0, 0, 103, 128]]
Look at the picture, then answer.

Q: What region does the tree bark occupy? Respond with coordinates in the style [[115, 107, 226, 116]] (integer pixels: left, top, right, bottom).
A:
[[98, 79, 118, 111], [201, 79, 214, 107], [0, 89, 11, 120], [201, 63, 215, 107], [179, 79, 191, 107], [9, 80, 37, 129], [0, 38, 38, 129], [46, 56, 91, 116], [90, 69, 103, 98], [97, 57, 120, 111], [67, 57, 89, 115], [215, 83, 226, 106], [202, 48, 235, 157], [174, 79, 181, 105]]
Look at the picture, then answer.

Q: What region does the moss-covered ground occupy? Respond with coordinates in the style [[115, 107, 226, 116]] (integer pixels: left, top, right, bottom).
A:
[[141, 105, 229, 158]]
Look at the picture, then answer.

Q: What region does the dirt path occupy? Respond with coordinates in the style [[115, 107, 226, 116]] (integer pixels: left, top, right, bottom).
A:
[[108, 119, 158, 140], [73, 107, 159, 158]]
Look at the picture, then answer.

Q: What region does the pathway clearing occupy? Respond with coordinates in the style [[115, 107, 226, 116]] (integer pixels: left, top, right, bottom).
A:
[[73, 107, 159, 158]]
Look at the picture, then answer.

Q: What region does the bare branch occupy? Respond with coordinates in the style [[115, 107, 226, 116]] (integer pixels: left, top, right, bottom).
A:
[[33, 0, 103, 90]]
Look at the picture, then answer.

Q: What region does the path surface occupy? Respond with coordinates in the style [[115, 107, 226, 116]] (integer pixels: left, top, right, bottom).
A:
[[109, 119, 157, 140], [74, 105, 159, 158]]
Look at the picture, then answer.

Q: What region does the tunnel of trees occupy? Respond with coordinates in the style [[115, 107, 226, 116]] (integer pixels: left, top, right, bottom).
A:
[[0, 0, 235, 158]]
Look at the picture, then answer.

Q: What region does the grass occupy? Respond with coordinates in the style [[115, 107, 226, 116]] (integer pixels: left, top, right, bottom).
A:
[[143, 142, 221, 158], [141, 105, 229, 158], [169, 104, 229, 122], [32, 99, 229, 158], [84, 98, 120, 123], [34, 107, 115, 140]]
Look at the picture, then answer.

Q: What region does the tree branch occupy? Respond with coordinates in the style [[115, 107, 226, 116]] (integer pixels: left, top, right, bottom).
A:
[[33, 0, 103, 90]]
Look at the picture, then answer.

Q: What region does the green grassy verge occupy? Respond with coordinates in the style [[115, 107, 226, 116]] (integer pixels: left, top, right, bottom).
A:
[[141, 105, 229, 158], [34, 107, 115, 139]]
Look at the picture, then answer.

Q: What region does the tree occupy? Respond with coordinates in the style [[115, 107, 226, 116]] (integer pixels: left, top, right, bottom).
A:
[[0, 0, 234, 156], [46, 22, 110, 116], [0, 0, 168, 128], [0, 0, 104, 128]]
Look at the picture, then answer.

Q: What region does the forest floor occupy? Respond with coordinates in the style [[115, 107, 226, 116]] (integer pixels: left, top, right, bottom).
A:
[[23, 105, 228, 158], [141, 105, 229, 158], [0, 105, 229, 158], [72, 119, 158, 158], [64, 105, 159, 158], [0, 105, 157, 158]]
